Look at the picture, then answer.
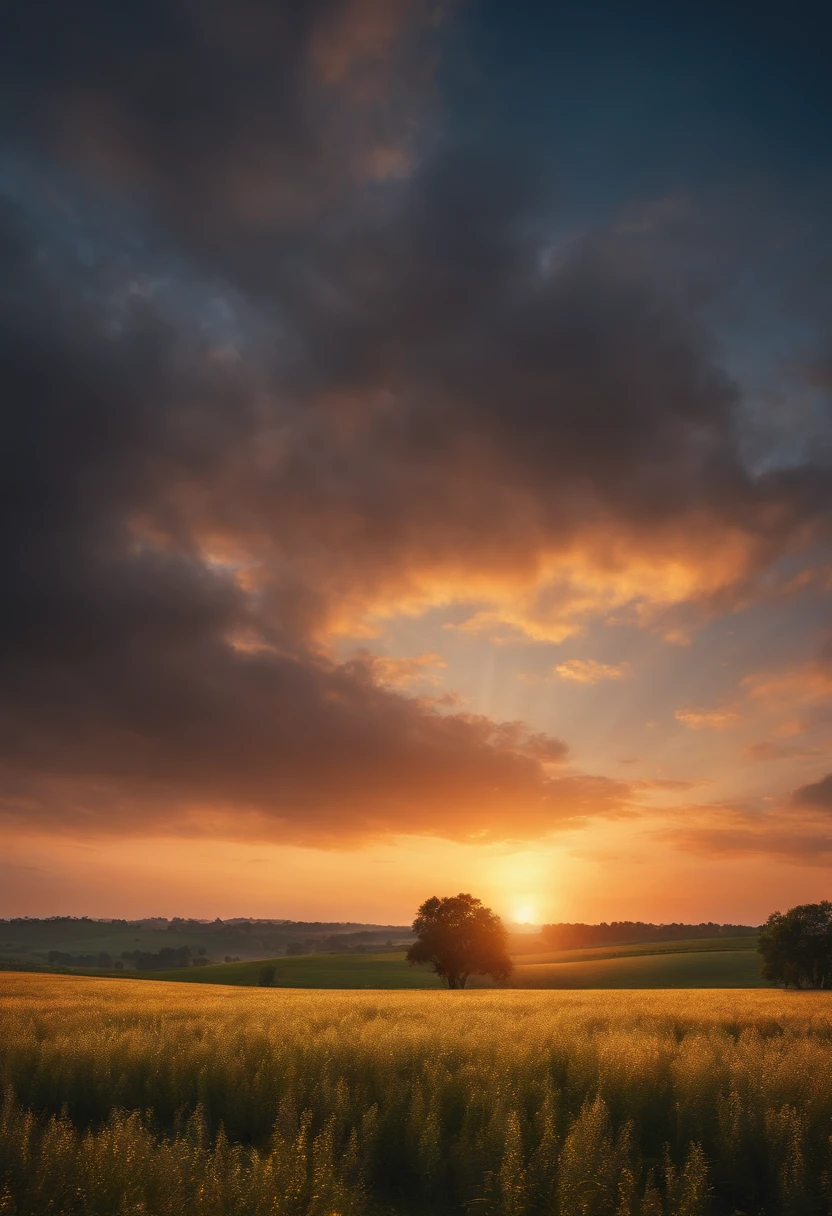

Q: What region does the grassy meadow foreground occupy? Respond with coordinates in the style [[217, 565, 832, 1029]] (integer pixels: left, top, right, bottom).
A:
[[2, 974, 831, 1215]]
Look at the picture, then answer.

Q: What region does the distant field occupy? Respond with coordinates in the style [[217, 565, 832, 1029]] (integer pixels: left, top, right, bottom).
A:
[[114, 935, 764, 989], [511, 945, 764, 988], [2, 973, 831, 1216], [517, 933, 758, 965], [13, 935, 768, 989], [143, 950, 441, 988], [1, 926, 762, 993]]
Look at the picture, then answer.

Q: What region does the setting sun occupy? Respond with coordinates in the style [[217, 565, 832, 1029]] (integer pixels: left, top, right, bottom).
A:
[[0, 0, 829, 936]]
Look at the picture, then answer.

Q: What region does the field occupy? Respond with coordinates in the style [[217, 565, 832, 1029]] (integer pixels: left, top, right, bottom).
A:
[[137, 951, 443, 988], [115, 936, 762, 989], [2, 973, 832, 1215], [514, 935, 758, 965], [21, 935, 760, 989], [511, 946, 764, 989]]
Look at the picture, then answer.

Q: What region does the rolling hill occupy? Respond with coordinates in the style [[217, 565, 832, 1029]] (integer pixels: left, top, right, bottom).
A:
[[135, 951, 443, 988], [509, 945, 764, 988], [108, 934, 764, 988]]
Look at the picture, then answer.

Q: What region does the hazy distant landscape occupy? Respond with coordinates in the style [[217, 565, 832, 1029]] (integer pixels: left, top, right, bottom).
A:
[[0, 915, 413, 972], [118, 937, 765, 990], [0, 917, 764, 988]]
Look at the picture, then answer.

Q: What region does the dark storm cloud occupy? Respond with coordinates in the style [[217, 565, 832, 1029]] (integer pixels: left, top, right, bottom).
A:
[[1, 0, 831, 841], [0, 186, 627, 842], [2, 0, 439, 231]]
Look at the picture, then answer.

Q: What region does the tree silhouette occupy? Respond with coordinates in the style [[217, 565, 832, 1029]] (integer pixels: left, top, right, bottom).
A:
[[406, 893, 513, 989], [758, 901, 832, 988]]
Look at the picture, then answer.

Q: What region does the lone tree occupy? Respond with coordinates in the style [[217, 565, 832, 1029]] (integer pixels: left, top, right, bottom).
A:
[[758, 902, 832, 989], [406, 893, 513, 989]]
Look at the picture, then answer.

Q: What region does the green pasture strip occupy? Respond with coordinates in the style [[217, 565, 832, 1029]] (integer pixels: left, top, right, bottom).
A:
[[117, 951, 442, 988], [50, 939, 766, 989], [511, 946, 766, 988], [518, 933, 759, 966], [61, 938, 768, 987]]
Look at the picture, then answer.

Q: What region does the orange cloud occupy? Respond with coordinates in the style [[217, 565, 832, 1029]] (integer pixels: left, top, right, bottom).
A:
[[742, 662, 832, 709], [364, 526, 777, 647], [742, 740, 822, 761], [675, 707, 741, 730], [358, 650, 448, 687], [667, 824, 832, 865], [553, 658, 631, 684], [653, 765, 832, 866]]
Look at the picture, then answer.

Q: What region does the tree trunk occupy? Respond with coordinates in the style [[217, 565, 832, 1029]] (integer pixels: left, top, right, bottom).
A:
[[447, 974, 458, 989]]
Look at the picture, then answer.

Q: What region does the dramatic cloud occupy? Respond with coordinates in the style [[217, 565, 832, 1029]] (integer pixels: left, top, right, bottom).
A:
[[1, 0, 831, 853], [743, 663, 832, 714], [0, 178, 636, 844]]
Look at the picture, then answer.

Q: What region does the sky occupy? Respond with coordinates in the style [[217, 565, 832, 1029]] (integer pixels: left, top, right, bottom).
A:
[[2, 0, 832, 925]]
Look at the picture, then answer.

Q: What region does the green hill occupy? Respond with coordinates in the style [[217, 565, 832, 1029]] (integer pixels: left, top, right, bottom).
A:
[[509, 945, 764, 989], [102, 935, 765, 989], [7, 934, 766, 989], [140, 951, 442, 988], [514, 934, 758, 966]]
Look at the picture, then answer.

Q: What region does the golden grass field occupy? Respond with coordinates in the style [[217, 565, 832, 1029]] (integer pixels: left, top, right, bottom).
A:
[[2, 972, 832, 1215]]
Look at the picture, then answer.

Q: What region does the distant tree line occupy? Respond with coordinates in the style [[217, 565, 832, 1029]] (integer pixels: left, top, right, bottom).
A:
[[1, 916, 409, 931], [121, 946, 206, 970], [541, 921, 759, 950], [1, 917, 411, 961], [284, 935, 402, 955], [47, 947, 200, 969], [48, 950, 123, 969], [160, 919, 409, 947], [46, 945, 222, 970]]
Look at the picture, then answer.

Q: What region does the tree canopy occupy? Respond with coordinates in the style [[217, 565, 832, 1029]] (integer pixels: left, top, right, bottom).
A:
[[406, 893, 513, 989], [758, 901, 832, 989]]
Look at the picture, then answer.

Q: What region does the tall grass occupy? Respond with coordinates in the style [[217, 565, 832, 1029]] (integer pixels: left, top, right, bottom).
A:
[[2, 975, 832, 1215]]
